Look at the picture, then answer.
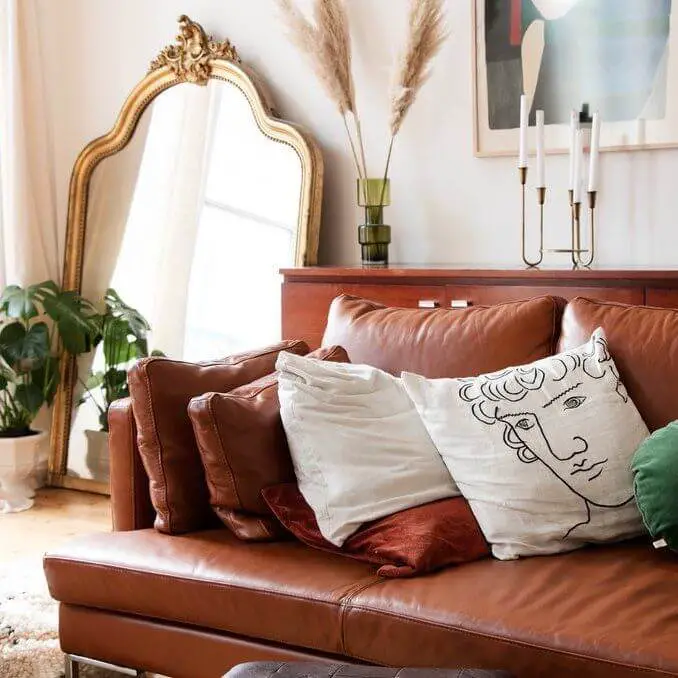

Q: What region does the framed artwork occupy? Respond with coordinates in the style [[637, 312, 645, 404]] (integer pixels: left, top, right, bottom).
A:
[[473, 0, 677, 156]]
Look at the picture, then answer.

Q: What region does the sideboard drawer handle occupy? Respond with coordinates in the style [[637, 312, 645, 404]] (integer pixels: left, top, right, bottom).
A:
[[450, 300, 471, 308], [417, 300, 440, 309]]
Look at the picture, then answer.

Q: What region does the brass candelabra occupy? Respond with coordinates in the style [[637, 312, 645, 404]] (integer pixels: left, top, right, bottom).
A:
[[520, 167, 597, 269]]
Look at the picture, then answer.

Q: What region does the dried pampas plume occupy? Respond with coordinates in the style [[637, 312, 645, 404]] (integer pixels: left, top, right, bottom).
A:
[[390, 0, 447, 137], [314, 0, 355, 116], [277, 0, 367, 179], [379, 0, 448, 203]]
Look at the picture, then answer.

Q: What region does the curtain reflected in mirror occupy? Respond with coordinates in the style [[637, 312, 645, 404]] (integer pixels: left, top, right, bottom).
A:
[[66, 78, 303, 483]]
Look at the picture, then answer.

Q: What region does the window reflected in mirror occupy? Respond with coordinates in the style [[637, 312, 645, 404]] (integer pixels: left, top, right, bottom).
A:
[[67, 78, 303, 483]]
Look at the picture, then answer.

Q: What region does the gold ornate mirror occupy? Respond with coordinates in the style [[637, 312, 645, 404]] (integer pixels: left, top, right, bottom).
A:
[[49, 16, 323, 493]]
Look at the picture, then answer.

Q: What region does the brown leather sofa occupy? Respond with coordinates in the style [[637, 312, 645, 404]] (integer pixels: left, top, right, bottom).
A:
[[44, 295, 678, 678]]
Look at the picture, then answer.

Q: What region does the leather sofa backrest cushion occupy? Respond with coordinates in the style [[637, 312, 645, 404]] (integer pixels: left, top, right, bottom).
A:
[[188, 345, 349, 542], [128, 340, 309, 534], [322, 294, 564, 378], [559, 297, 678, 431]]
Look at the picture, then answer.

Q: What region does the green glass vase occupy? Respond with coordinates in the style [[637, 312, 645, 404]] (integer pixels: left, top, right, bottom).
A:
[[357, 178, 391, 267]]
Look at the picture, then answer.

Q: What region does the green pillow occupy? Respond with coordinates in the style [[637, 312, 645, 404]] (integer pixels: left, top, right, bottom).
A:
[[632, 420, 678, 551]]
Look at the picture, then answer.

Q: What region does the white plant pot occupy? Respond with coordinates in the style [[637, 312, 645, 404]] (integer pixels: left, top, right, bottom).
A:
[[0, 431, 48, 513], [85, 429, 110, 483]]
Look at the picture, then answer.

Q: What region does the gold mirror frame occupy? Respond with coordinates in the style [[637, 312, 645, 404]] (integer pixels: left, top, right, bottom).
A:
[[48, 15, 323, 493]]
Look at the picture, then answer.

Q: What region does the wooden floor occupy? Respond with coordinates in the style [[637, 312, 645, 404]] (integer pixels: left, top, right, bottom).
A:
[[0, 488, 111, 564]]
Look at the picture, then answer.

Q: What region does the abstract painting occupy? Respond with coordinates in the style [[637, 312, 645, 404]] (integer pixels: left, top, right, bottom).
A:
[[474, 0, 678, 155]]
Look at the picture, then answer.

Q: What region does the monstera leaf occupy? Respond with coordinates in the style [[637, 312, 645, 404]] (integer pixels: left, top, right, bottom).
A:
[[104, 289, 149, 351], [20, 322, 50, 362], [0, 322, 50, 371], [0, 281, 59, 321], [99, 290, 150, 367], [41, 288, 101, 355], [102, 316, 146, 366], [0, 323, 26, 365], [0, 280, 101, 356], [14, 382, 44, 417]]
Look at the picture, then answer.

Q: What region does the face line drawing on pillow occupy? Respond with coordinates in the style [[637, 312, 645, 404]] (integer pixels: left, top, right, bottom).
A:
[[459, 333, 633, 539]]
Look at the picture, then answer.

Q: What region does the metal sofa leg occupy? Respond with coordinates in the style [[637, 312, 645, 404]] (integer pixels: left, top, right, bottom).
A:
[[65, 653, 147, 676], [65, 655, 80, 678]]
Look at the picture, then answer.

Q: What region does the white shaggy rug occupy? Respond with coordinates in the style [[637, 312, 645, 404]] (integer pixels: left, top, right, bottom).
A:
[[0, 558, 117, 678]]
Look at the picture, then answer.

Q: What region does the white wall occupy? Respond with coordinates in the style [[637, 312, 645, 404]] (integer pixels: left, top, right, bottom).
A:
[[35, 0, 678, 268]]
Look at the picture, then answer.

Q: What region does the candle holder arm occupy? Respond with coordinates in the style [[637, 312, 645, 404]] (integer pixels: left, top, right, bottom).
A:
[[520, 167, 544, 267]]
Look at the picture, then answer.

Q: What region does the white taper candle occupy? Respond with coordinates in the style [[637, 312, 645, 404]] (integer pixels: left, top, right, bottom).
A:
[[568, 110, 577, 192], [536, 110, 546, 188], [573, 129, 582, 204], [518, 94, 529, 169], [588, 113, 600, 192]]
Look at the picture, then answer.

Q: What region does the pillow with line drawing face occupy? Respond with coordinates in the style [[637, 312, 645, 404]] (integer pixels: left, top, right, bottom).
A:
[[402, 328, 650, 560]]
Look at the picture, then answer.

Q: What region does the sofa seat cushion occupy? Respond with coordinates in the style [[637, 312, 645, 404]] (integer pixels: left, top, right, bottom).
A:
[[44, 529, 379, 657], [45, 533, 678, 677], [344, 540, 678, 677]]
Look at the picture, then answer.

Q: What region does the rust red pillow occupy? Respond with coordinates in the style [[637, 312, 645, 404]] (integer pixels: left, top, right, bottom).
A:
[[262, 483, 490, 577], [188, 346, 349, 541]]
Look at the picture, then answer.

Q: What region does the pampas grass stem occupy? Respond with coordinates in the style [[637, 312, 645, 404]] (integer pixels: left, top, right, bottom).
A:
[[378, 135, 395, 209], [342, 115, 365, 181], [354, 114, 369, 179]]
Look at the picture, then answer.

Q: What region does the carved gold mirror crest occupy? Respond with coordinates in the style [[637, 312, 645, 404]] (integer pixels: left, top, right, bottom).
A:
[[50, 15, 323, 493]]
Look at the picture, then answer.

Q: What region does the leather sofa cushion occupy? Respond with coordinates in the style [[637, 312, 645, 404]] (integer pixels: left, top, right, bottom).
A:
[[188, 345, 349, 542], [322, 295, 563, 378], [559, 297, 678, 431], [44, 533, 678, 677], [128, 341, 309, 534], [262, 484, 489, 577], [44, 529, 378, 658], [343, 541, 678, 677]]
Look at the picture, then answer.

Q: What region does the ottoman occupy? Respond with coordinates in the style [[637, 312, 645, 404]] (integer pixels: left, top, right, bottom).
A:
[[224, 662, 513, 678]]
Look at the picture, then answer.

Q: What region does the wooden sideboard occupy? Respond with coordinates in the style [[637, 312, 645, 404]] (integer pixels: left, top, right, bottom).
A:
[[281, 266, 678, 348]]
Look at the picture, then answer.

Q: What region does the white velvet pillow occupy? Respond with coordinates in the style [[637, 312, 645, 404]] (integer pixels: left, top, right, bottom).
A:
[[276, 351, 459, 546], [402, 329, 649, 560]]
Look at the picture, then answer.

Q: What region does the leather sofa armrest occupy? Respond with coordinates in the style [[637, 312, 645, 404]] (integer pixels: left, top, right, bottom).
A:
[[108, 398, 155, 531]]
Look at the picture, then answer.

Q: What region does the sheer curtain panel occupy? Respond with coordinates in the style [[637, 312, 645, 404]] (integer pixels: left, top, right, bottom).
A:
[[0, 0, 59, 287]]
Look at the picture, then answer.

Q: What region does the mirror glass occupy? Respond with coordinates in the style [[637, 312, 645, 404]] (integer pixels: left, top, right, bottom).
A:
[[65, 78, 303, 483]]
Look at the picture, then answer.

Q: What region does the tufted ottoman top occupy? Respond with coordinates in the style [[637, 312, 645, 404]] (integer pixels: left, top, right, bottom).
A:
[[224, 662, 513, 678]]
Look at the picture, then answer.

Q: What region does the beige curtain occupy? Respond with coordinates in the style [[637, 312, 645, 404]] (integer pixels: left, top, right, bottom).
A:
[[0, 0, 59, 288]]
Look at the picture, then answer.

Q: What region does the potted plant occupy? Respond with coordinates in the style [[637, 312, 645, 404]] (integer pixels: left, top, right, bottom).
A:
[[79, 289, 161, 481], [0, 281, 100, 512]]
